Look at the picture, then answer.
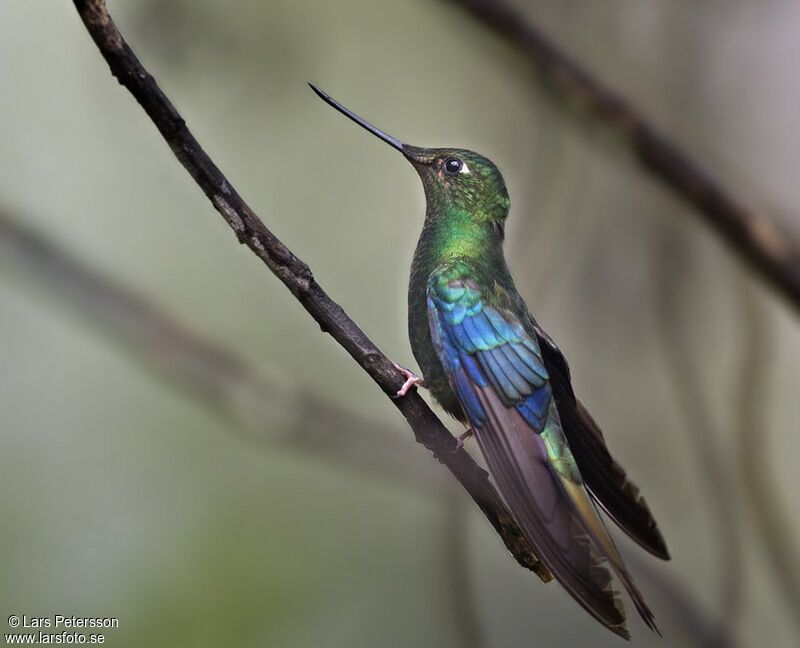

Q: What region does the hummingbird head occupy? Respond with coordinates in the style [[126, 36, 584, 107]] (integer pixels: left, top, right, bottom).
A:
[[403, 146, 510, 224], [310, 85, 510, 225]]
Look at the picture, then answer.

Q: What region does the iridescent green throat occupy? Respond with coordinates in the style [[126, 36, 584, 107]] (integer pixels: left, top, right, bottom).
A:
[[424, 206, 502, 262]]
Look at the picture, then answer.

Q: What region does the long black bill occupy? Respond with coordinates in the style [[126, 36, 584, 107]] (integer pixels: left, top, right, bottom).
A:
[[309, 84, 405, 152]]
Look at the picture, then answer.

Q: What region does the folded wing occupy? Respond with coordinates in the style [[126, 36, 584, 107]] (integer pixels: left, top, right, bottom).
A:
[[427, 261, 658, 638]]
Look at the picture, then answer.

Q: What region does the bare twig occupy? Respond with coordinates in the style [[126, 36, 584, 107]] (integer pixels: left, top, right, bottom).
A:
[[69, 0, 549, 580], [450, 0, 800, 312], [735, 283, 800, 633]]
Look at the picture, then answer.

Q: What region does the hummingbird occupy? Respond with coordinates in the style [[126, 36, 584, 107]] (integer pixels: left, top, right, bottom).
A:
[[311, 84, 669, 639]]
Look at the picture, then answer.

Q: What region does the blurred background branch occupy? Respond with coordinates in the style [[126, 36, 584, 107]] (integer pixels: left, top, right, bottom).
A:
[[443, 495, 486, 648], [655, 229, 743, 647], [735, 281, 800, 631], [0, 208, 433, 490], [450, 0, 800, 313], [0, 207, 730, 646]]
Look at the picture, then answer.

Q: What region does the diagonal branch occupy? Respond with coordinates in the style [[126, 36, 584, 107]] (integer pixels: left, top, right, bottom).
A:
[[450, 0, 800, 313], [70, 0, 549, 581]]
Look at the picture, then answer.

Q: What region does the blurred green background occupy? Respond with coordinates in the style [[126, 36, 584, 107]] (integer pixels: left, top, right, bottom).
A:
[[1, 1, 799, 646]]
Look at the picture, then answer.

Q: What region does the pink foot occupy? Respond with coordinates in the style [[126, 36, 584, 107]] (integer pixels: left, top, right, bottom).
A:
[[452, 428, 474, 453], [393, 363, 426, 398]]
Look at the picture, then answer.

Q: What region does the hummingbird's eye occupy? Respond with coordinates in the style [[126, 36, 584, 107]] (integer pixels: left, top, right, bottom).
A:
[[443, 158, 463, 175]]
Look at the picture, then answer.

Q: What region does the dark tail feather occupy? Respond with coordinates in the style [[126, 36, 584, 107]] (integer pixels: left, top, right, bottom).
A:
[[536, 329, 670, 560], [472, 386, 631, 639], [570, 400, 670, 560]]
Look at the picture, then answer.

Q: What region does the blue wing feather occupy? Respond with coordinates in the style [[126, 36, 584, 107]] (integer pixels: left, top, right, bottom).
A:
[[427, 263, 550, 432]]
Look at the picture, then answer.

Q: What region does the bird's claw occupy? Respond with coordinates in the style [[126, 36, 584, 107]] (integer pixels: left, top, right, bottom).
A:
[[392, 363, 426, 398], [451, 428, 474, 453]]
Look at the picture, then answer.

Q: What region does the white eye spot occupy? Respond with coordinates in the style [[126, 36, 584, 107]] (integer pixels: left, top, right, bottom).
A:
[[459, 162, 471, 175]]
